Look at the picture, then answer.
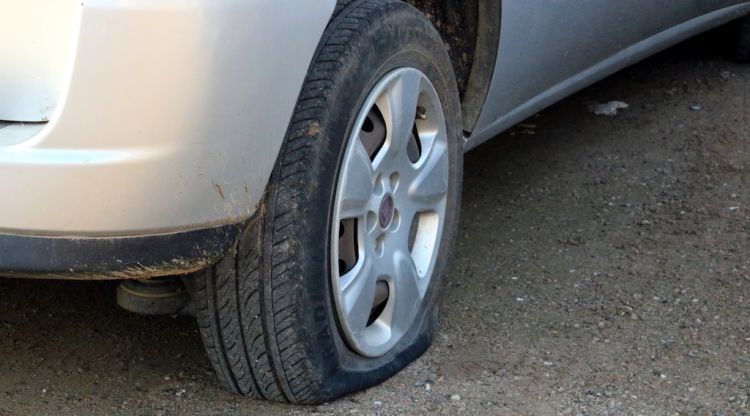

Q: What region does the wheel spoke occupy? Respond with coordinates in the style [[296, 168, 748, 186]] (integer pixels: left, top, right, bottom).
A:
[[341, 257, 377, 334], [408, 141, 449, 212], [391, 250, 421, 334], [375, 71, 422, 165], [338, 139, 375, 219]]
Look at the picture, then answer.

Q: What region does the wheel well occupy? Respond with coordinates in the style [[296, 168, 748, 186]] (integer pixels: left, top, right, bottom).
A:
[[404, 0, 501, 133]]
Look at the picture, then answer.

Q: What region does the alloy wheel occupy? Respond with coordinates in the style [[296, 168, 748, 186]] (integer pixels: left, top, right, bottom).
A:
[[330, 68, 450, 357]]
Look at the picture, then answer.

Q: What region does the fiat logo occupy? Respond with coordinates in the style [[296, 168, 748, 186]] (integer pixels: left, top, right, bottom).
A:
[[379, 194, 395, 229]]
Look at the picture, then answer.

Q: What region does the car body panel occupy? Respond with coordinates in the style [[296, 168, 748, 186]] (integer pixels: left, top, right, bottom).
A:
[[467, 0, 750, 148], [0, 0, 336, 236], [1, 0, 749, 278], [0, 0, 80, 122]]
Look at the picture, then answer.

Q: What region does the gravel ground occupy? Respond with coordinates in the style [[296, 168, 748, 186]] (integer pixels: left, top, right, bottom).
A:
[[1, 34, 748, 416]]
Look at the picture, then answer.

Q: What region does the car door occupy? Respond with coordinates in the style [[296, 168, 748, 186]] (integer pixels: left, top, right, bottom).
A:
[[468, 0, 743, 147]]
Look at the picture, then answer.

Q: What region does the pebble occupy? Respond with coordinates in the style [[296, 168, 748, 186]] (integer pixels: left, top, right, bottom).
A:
[[451, 394, 461, 402], [589, 101, 629, 116], [690, 104, 703, 111], [373, 400, 383, 406]]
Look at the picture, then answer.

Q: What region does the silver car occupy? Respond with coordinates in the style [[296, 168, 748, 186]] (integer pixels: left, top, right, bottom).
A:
[[2, 0, 749, 403]]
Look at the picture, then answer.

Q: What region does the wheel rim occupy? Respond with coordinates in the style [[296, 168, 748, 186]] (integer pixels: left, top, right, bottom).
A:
[[330, 68, 450, 357]]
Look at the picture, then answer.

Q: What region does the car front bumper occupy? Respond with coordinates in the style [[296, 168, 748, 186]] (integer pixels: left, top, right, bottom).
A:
[[0, 0, 335, 278]]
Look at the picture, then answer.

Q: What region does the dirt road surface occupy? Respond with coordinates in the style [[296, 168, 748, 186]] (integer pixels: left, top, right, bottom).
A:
[[1, 34, 748, 416]]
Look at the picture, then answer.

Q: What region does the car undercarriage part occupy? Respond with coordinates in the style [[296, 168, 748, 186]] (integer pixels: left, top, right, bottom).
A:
[[116, 278, 193, 316]]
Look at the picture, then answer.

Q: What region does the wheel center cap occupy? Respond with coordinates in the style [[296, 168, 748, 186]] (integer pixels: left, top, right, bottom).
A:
[[378, 194, 395, 229]]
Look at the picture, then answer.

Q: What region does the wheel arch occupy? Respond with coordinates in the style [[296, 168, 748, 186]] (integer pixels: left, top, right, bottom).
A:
[[404, 0, 501, 134]]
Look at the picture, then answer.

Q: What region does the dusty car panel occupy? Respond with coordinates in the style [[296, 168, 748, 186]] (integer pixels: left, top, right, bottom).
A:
[[0, 0, 336, 236], [467, 0, 750, 148], [0, 0, 80, 122]]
